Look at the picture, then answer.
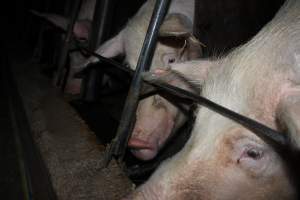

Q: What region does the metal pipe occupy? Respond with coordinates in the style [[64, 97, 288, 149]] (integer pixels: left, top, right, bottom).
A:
[[55, 0, 82, 87], [104, 0, 172, 166]]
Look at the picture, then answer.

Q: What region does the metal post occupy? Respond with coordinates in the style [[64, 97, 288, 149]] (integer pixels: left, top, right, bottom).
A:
[[104, 0, 172, 166], [55, 0, 82, 87], [81, 0, 115, 102]]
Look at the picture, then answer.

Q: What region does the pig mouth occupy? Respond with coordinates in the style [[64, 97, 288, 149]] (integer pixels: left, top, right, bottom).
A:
[[128, 138, 159, 161]]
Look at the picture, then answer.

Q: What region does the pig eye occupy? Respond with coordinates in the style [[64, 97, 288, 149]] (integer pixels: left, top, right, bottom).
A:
[[238, 147, 264, 163], [162, 53, 177, 66], [245, 148, 263, 160], [169, 58, 175, 63], [233, 138, 271, 175]]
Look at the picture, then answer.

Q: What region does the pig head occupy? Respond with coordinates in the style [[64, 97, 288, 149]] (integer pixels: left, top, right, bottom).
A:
[[125, 0, 300, 199], [129, 69, 199, 160]]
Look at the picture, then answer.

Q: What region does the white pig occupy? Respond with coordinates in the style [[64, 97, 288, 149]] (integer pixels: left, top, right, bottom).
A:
[[125, 0, 300, 198]]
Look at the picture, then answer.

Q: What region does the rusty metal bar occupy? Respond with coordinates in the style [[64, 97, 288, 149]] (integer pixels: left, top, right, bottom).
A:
[[104, 0, 172, 166], [55, 0, 82, 87]]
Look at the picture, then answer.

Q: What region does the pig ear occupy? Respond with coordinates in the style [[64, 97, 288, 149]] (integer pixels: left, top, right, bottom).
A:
[[169, 59, 216, 86], [94, 30, 125, 58], [30, 10, 91, 40], [159, 14, 193, 38], [159, 14, 204, 59], [276, 88, 300, 148], [30, 10, 69, 31], [143, 59, 216, 89]]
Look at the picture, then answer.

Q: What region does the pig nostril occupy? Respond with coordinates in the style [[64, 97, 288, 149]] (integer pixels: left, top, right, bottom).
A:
[[128, 138, 159, 160]]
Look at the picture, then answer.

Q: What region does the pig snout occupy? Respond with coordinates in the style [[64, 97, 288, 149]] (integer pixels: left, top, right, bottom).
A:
[[128, 127, 160, 161], [128, 100, 175, 160]]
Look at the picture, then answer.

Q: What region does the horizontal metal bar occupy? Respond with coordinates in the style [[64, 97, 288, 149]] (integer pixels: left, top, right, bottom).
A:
[[146, 80, 287, 149]]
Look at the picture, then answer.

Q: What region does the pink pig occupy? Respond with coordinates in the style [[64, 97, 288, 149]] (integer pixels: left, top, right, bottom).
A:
[[125, 0, 300, 199]]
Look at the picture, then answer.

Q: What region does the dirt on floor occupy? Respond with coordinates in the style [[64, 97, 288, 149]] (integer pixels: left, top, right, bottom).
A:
[[11, 58, 133, 200]]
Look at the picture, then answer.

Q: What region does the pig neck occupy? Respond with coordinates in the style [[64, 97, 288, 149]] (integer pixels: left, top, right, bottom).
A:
[[202, 0, 300, 129]]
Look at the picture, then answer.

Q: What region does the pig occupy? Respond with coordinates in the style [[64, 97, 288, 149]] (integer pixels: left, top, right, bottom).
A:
[[125, 0, 300, 199], [78, 0, 203, 160], [31, 0, 96, 93]]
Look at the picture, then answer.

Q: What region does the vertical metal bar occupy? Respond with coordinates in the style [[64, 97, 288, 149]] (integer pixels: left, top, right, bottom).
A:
[[55, 0, 82, 87], [81, 0, 115, 102], [89, 0, 115, 51], [105, 0, 171, 166]]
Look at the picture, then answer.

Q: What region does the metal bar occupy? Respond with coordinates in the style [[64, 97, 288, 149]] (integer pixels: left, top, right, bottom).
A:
[[89, 0, 115, 51], [55, 0, 82, 87], [147, 80, 287, 149], [1, 47, 57, 200], [81, 0, 115, 102], [104, 0, 172, 166]]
